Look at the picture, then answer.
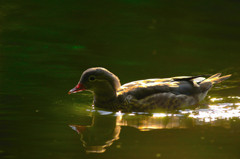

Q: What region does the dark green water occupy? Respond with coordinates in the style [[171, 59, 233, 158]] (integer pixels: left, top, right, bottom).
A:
[[1, 0, 240, 158]]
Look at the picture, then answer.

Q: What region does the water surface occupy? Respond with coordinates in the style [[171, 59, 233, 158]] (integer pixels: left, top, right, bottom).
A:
[[0, 0, 240, 159]]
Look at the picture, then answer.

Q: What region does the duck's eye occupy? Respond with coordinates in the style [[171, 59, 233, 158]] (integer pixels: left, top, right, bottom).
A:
[[88, 75, 96, 82]]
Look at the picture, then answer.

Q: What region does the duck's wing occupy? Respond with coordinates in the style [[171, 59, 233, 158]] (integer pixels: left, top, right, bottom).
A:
[[117, 75, 206, 100], [116, 74, 230, 111]]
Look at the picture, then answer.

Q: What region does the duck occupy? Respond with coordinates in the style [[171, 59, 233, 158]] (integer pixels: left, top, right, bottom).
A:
[[68, 67, 231, 111]]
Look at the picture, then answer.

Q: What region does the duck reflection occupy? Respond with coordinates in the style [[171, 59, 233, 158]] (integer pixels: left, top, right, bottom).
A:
[[70, 97, 240, 153], [69, 111, 121, 153]]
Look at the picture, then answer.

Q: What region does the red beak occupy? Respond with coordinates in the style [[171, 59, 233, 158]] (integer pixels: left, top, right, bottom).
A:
[[68, 83, 85, 94]]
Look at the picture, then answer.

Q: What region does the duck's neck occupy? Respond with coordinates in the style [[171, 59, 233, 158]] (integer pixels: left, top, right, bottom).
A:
[[93, 88, 118, 108]]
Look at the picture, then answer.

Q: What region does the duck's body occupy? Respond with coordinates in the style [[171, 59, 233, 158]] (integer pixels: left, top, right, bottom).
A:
[[69, 67, 231, 111]]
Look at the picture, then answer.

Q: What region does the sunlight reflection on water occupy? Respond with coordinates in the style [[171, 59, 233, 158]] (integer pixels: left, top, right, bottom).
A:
[[188, 104, 240, 122], [188, 96, 240, 122]]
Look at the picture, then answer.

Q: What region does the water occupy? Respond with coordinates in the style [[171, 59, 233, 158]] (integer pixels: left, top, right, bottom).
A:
[[1, 0, 240, 158]]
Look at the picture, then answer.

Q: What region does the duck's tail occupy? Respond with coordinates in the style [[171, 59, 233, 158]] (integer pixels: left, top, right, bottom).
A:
[[199, 73, 231, 92]]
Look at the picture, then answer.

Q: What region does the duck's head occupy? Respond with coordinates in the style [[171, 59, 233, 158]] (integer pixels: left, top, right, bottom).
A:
[[68, 67, 121, 95]]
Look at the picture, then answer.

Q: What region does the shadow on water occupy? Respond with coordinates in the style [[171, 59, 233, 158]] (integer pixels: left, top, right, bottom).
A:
[[69, 95, 240, 154]]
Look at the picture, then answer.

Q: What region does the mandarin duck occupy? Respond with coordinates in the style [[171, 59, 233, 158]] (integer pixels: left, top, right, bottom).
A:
[[68, 67, 231, 111]]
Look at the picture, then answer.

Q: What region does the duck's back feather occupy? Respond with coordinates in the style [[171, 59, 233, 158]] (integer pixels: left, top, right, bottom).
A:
[[117, 76, 204, 101]]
